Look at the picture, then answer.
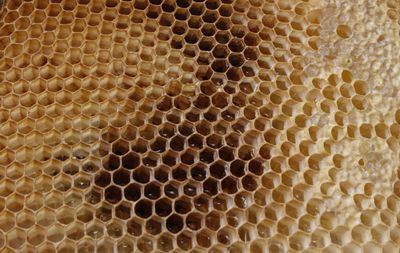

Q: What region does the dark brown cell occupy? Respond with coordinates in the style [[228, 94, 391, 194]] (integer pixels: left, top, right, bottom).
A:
[[95, 171, 111, 188], [104, 185, 122, 204], [164, 182, 180, 199], [134, 200, 153, 219], [113, 169, 130, 186], [132, 167, 151, 184], [166, 214, 184, 233], [155, 198, 173, 217], [124, 183, 141, 201], [210, 161, 227, 179], [222, 176, 238, 194], [144, 182, 162, 200], [203, 178, 219, 196], [122, 152, 140, 170]]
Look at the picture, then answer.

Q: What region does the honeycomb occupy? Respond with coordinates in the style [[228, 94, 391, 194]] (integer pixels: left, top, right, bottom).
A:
[[0, 0, 400, 252]]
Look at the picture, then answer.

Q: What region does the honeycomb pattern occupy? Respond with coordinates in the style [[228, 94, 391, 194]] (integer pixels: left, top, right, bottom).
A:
[[0, 0, 400, 252]]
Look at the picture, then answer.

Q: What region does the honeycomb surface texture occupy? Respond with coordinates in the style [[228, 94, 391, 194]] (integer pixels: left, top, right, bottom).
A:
[[0, 0, 400, 252]]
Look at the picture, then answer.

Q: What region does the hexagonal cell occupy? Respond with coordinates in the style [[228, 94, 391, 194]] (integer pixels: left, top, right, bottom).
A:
[[142, 152, 161, 167], [0, 211, 15, 232], [74, 173, 91, 190], [81, 159, 101, 173], [172, 165, 188, 182], [218, 146, 235, 162], [62, 161, 79, 176], [85, 187, 102, 205], [16, 209, 35, 229], [151, 197, 172, 218], [20, 244, 37, 253], [77, 239, 96, 253], [104, 185, 122, 204], [196, 228, 214, 248], [169, 135, 185, 152], [221, 176, 238, 194], [66, 222, 85, 241], [0, 178, 15, 197], [57, 240, 76, 253], [27, 225, 46, 246], [206, 211, 223, 231], [174, 196, 192, 214], [72, 143, 91, 160], [7, 228, 26, 250], [143, 217, 161, 236], [115, 235, 134, 252], [194, 194, 211, 213], [242, 174, 259, 192], [56, 207, 75, 225], [199, 147, 216, 164], [121, 152, 140, 170], [107, 220, 124, 238], [76, 205, 94, 223], [112, 139, 130, 156], [153, 165, 169, 183], [123, 182, 141, 201], [54, 173, 72, 192], [95, 170, 112, 188], [217, 226, 237, 245], [166, 214, 184, 234], [95, 203, 113, 222], [234, 191, 253, 209], [36, 208, 55, 228], [183, 180, 200, 197], [6, 193, 24, 212], [86, 220, 105, 239], [6, 162, 24, 180], [37, 242, 56, 253], [203, 178, 219, 196], [161, 150, 178, 167], [143, 182, 161, 200], [238, 223, 258, 243], [134, 199, 153, 219], [0, 150, 15, 166], [102, 154, 121, 171], [115, 201, 132, 220], [213, 194, 231, 212], [155, 232, 174, 252], [256, 217, 276, 239], [47, 224, 65, 243], [136, 235, 154, 253], [133, 166, 152, 184]]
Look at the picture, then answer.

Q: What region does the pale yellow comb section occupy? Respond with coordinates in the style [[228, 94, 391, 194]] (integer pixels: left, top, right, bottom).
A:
[[0, 0, 399, 252]]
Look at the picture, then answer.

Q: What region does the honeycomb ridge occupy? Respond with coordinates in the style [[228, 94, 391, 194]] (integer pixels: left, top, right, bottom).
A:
[[0, 0, 400, 252]]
